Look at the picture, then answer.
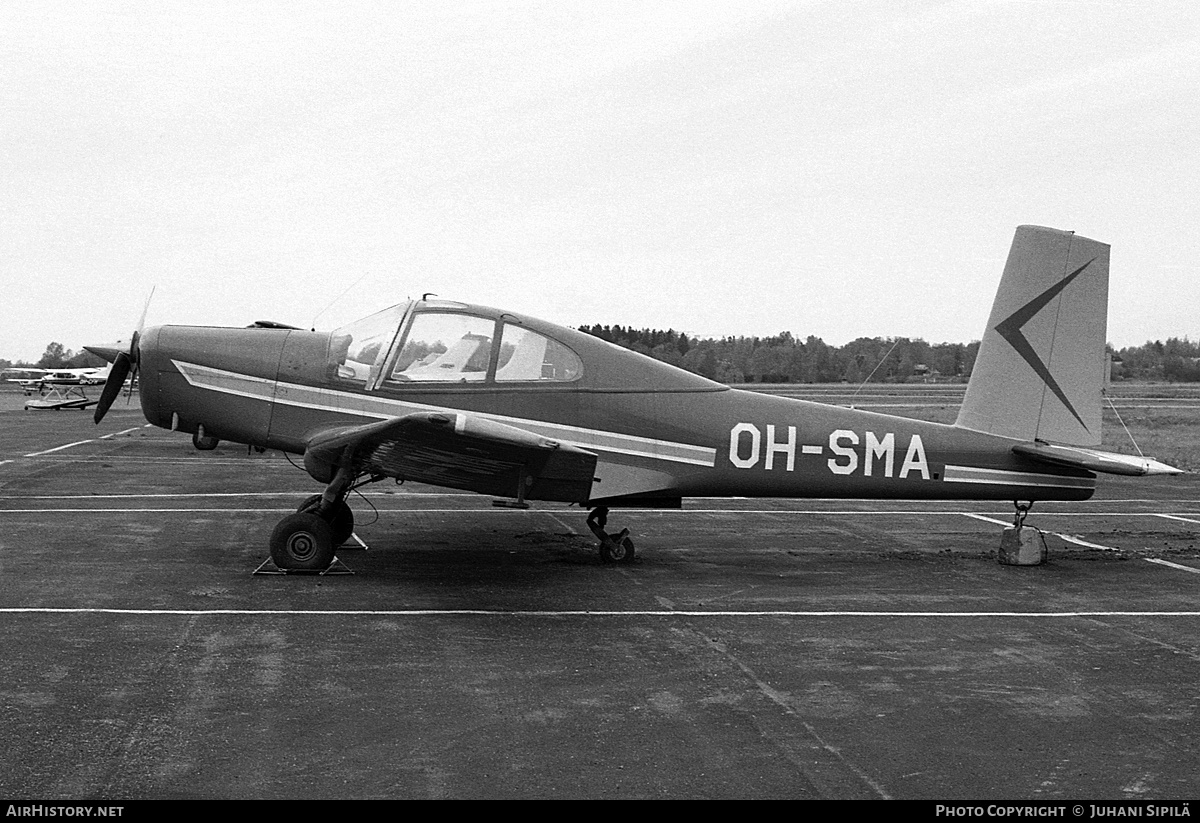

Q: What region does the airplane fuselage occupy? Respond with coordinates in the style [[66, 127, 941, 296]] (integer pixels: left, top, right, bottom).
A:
[[136, 321, 1095, 505]]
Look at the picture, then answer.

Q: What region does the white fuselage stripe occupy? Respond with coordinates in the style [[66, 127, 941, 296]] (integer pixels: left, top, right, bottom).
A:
[[943, 464, 1093, 489], [172, 360, 718, 467]]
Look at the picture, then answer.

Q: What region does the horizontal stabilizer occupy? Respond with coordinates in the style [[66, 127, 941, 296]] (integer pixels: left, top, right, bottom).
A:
[[1013, 442, 1183, 476]]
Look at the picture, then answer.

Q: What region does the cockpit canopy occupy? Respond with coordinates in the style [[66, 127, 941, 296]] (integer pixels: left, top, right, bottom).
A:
[[326, 298, 723, 393], [329, 300, 583, 389]]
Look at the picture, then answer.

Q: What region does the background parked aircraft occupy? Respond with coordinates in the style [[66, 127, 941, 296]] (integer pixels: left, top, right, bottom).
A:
[[3, 368, 50, 395], [38, 367, 110, 386]]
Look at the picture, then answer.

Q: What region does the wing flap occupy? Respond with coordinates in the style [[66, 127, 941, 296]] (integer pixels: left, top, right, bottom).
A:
[[305, 412, 597, 502], [1013, 442, 1183, 477]]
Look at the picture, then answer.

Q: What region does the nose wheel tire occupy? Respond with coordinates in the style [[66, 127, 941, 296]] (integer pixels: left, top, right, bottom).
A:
[[270, 513, 336, 571]]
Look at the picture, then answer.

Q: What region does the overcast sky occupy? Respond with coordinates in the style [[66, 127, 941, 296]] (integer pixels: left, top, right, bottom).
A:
[[3, 0, 1198, 363]]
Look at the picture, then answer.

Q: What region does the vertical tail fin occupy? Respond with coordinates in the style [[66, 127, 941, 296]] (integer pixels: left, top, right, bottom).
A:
[[956, 225, 1110, 446]]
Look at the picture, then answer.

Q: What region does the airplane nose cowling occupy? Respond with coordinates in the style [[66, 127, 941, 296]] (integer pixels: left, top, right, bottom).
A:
[[135, 325, 287, 448], [134, 326, 165, 429]]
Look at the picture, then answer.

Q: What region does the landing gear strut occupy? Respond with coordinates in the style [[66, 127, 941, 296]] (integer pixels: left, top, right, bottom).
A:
[[269, 465, 360, 571], [587, 506, 636, 564], [296, 493, 354, 547]]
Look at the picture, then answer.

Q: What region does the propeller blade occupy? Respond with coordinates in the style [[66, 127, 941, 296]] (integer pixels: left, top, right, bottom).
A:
[[135, 287, 155, 337], [92, 286, 153, 424], [93, 352, 132, 424]]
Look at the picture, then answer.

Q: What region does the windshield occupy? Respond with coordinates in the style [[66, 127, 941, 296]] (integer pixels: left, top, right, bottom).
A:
[[327, 301, 410, 385]]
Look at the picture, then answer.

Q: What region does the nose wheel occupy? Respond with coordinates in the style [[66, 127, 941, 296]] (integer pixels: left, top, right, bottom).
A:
[[587, 507, 636, 564]]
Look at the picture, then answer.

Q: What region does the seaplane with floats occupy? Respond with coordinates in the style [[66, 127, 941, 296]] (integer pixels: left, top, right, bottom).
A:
[[88, 226, 1181, 573], [22, 366, 114, 411], [40, 366, 110, 386]]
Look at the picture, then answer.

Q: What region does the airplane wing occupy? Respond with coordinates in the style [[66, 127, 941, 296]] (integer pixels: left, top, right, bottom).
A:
[[304, 411, 598, 503], [1013, 442, 1183, 477]]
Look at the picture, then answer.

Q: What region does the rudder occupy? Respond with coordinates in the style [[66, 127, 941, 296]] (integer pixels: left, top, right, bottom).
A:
[[956, 225, 1110, 446]]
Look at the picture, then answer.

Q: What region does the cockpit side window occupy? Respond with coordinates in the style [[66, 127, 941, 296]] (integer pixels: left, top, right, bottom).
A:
[[495, 323, 582, 382], [387, 312, 497, 383]]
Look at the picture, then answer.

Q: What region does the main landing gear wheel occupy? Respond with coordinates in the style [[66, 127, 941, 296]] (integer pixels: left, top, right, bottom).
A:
[[296, 494, 354, 546], [587, 506, 636, 565], [270, 512, 336, 571]]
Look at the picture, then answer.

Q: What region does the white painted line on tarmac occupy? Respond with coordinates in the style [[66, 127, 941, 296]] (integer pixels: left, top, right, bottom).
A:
[[636, 509, 1200, 517], [24, 439, 96, 457], [20, 424, 151, 457], [546, 514, 579, 535], [960, 513, 1012, 527], [15, 457, 289, 466], [0, 492, 348, 500], [1145, 558, 1200, 575], [0, 507, 1197, 522], [949, 508, 1200, 516], [1058, 534, 1122, 551], [1154, 514, 1200, 525], [98, 425, 148, 440], [960, 512, 1200, 570], [0, 491, 478, 500], [1, 491, 1198, 515], [3, 608, 1200, 617], [959, 512, 1121, 551], [0, 508, 310, 514]]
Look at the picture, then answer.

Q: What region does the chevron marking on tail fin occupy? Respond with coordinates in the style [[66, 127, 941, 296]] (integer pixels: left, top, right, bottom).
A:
[[993, 257, 1097, 433]]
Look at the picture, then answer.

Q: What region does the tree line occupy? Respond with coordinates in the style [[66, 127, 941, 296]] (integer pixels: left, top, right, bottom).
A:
[[3, 332, 1197, 382], [0, 342, 106, 371], [1114, 337, 1200, 381], [576, 324, 980, 383], [576, 325, 1200, 384]]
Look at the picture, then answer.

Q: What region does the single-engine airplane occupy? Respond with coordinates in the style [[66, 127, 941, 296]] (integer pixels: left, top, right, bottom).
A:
[[88, 226, 1181, 571], [18, 366, 112, 410], [4, 368, 50, 395], [39, 367, 110, 386]]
